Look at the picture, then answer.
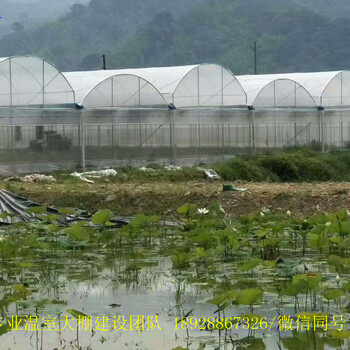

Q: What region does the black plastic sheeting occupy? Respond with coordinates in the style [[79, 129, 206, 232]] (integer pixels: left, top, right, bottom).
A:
[[0, 190, 130, 227], [0, 190, 178, 228], [0, 190, 57, 224]]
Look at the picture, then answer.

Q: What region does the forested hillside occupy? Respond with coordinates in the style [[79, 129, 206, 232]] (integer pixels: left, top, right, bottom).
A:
[[0, 0, 206, 69], [1, 0, 350, 74], [106, 0, 350, 74], [0, 0, 89, 37]]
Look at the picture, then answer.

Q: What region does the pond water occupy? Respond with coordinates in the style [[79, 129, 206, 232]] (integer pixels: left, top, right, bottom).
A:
[[0, 205, 349, 349]]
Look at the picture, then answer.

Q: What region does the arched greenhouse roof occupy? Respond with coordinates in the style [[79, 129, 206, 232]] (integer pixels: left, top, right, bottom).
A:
[[241, 71, 350, 108], [237, 75, 317, 109], [63, 71, 168, 108], [64, 64, 247, 109], [0, 56, 75, 107], [276, 71, 350, 108]]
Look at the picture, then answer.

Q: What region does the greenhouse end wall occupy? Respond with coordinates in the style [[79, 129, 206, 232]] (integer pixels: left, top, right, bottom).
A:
[[0, 56, 75, 107], [173, 64, 247, 108], [237, 75, 317, 109]]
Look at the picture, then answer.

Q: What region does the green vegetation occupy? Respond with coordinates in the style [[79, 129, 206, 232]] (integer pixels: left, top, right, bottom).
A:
[[4, 148, 350, 220], [35, 149, 350, 184], [0, 202, 350, 348], [213, 149, 350, 182]]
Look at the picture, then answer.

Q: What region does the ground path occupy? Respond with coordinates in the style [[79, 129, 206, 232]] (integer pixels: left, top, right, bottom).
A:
[[2, 180, 350, 218]]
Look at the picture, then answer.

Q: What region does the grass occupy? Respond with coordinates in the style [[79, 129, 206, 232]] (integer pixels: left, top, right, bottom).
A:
[[2, 148, 350, 184], [51, 165, 203, 183], [213, 148, 350, 182], [60, 148, 350, 183]]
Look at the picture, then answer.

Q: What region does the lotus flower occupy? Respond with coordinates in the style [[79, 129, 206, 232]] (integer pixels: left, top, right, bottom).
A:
[[336, 274, 340, 285], [198, 208, 209, 215]]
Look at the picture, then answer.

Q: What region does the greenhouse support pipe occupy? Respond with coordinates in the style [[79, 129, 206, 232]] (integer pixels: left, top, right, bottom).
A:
[[112, 124, 115, 161], [9, 59, 12, 107], [322, 111, 325, 153], [79, 117, 86, 171], [170, 110, 176, 165], [251, 110, 256, 150]]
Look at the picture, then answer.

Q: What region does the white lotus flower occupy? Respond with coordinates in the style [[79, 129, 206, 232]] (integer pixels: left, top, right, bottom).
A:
[[198, 208, 209, 215], [336, 274, 341, 285], [286, 210, 292, 217], [261, 207, 270, 214]]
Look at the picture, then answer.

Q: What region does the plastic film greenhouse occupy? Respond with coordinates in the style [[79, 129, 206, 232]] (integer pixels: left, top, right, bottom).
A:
[[282, 71, 350, 108], [0, 56, 75, 107], [63, 71, 168, 109], [237, 75, 317, 109], [64, 63, 247, 109], [245, 71, 350, 108]]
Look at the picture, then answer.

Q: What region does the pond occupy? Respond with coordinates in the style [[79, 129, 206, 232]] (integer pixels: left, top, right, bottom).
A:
[[0, 203, 349, 349]]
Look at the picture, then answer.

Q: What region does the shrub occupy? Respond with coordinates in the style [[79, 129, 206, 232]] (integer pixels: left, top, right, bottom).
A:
[[259, 154, 300, 182], [213, 149, 350, 182], [213, 158, 274, 182]]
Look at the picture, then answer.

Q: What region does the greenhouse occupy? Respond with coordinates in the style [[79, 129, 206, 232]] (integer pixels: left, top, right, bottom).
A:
[[64, 63, 247, 109], [63, 71, 168, 109], [241, 71, 350, 109], [0, 56, 75, 107], [274, 71, 350, 108], [237, 75, 317, 109]]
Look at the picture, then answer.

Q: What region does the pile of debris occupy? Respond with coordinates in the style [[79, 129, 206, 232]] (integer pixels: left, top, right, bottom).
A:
[[70, 169, 117, 183], [5, 174, 56, 183]]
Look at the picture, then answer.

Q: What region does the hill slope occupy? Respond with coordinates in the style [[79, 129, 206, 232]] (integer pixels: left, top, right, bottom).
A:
[[106, 0, 350, 74], [0, 0, 349, 73]]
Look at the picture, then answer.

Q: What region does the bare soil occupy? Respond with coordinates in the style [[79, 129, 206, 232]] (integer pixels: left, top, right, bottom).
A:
[[2, 180, 350, 218]]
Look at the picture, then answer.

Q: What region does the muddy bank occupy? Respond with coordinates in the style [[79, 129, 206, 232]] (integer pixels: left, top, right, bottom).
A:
[[1, 180, 349, 218]]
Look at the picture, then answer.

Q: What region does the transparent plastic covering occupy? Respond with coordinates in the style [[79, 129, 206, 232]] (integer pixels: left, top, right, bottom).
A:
[[64, 71, 167, 108], [239, 71, 350, 108], [64, 64, 247, 109], [0, 56, 75, 107], [238, 75, 316, 109]]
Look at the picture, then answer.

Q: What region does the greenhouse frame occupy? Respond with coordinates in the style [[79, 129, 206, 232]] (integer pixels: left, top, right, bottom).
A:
[[0, 56, 75, 107], [242, 71, 350, 109], [237, 75, 317, 109], [1, 55, 349, 111], [273, 71, 350, 108], [64, 63, 247, 109], [63, 71, 168, 109]]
